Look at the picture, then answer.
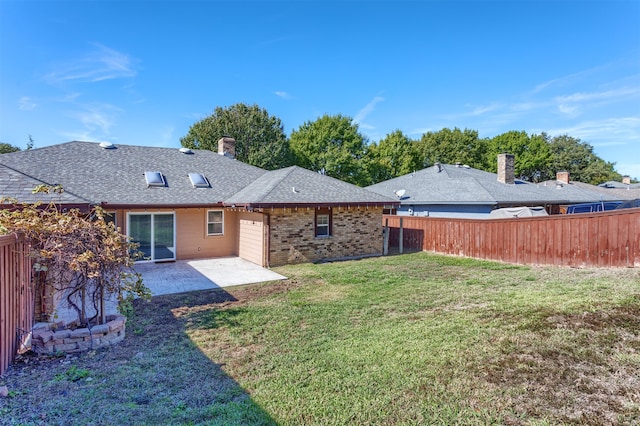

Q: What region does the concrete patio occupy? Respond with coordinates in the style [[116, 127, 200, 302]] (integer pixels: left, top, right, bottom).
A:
[[134, 257, 287, 296], [52, 257, 286, 324]]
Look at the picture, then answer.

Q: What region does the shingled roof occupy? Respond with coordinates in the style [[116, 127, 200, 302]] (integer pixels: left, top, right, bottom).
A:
[[226, 166, 394, 207], [366, 163, 623, 206], [0, 141, 396, 208], [0, 163, 90, 205]]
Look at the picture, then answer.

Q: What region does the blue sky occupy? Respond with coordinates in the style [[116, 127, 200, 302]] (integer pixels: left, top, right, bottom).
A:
[[1, 0, 639, 179]]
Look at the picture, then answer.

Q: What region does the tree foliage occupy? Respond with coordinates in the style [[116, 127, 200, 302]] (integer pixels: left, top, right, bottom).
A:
[[0, 142, 21, 154], [180, 103, 291, 170], [0, 186, 150, 326], [289, 114, 368, 185], [418, 128, 486, 169], [365, 130, 422, 184], [547, 135, 622, 184], [485, 131, 551, 182]]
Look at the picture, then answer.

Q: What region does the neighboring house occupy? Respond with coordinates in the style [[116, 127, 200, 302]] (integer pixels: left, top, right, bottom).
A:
[[0, 140, 398, 267], [366, 154, 625, 219], [598, 175, 640, 190]]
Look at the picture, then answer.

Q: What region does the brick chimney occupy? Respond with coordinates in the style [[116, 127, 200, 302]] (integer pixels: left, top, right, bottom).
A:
[[556, 171, 570, 185], [623, 175, 631, 185], [218, 137, 236, 158], [497, 153, 515, 184]]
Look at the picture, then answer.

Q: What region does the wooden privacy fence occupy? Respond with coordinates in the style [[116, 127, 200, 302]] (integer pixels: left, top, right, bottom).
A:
[[384, 208, 640, 268], [0, 233, 34, 376]]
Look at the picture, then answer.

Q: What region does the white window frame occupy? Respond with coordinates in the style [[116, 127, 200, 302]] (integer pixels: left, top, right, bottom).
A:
[[126, 212, 176, 263], [315, 208, 332, 238], [207, 210, 224, 236]]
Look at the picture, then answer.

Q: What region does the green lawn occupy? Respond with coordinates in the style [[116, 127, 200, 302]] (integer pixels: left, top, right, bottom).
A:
[[2, 252, 639, 425]]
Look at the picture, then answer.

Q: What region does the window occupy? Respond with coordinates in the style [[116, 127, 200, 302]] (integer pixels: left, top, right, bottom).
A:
[[127, 212, 176, 262], [104, 212, 116, 227], [315, 208, 332, 237], [207, 210, 224, 235]]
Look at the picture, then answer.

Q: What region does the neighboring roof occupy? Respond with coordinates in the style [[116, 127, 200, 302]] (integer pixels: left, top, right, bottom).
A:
[[226, 166, 395, 207], [366, 164, 623, 206], [598, 180, 640, 189], [0, 141, 397, 208], [589, 181, 640, 200]]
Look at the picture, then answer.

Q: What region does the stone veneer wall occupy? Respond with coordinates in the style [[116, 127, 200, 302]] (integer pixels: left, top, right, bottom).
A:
[[30, 314, 126, 355], [268, 206, 384, 266]]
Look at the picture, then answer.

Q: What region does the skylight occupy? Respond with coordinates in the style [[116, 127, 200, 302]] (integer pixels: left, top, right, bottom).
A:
[[145, 171, 166, 187], [188, 173, 209, 188]]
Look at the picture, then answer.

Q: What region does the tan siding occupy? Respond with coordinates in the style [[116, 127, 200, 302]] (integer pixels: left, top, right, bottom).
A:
[[118, 208, 239, 261], [238, 212, 265, 266]]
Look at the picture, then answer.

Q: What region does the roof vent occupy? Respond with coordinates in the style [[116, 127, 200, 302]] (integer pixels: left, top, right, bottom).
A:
[[144, 171, 166, 187], [179, 147, 194, 154], [99, 142, 116, 149], [188, 173, 209, 188]]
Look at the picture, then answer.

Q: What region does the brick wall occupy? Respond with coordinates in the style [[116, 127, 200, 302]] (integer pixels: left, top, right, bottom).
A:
[[268, 206, 384, 266]]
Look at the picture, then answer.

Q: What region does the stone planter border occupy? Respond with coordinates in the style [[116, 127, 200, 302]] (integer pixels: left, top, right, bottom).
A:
[[31, 314, 126, 355]]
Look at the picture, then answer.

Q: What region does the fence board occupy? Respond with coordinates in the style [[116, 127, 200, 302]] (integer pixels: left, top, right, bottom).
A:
[[383, 208, 640, 268], [0, 234, 34, 376]]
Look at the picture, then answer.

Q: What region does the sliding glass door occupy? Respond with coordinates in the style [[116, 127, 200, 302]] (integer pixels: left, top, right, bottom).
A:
[[127, 213, 175, 261]]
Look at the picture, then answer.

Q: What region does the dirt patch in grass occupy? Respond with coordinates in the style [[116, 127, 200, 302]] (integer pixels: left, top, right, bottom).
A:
[[482, 304, 640, 425]]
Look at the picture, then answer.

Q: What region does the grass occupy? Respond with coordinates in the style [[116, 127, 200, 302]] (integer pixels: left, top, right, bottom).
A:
[[1, 252, 639, 425]]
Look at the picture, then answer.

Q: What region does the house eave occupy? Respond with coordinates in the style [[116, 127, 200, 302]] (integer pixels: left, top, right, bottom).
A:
[[230, 201, 399, 209], [100, 202, 225, 210]]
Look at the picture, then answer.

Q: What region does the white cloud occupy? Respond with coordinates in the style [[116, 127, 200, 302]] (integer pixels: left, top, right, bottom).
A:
[[274, 91, 292, 100], [530, 65, 606, 95], [65, 103, 123, 138], [469, 103, 501, 116], [354, 94, 384, 124], [18, 96, 37, 111], [546, 116, 640, 145], [44, 43, 138, 84], [159, 126, 175, 147]]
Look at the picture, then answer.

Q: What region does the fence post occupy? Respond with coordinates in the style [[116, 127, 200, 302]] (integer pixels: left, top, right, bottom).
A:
[[383, 218, 389, 256], [399, 217, 403, 254]]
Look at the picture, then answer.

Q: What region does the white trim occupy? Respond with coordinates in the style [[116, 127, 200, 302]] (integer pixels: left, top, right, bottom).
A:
[[207, 209, 224, 236], [127, 212, 176, 262]]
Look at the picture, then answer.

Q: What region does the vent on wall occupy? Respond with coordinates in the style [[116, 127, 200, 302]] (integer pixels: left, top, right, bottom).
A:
[[188, 173, 210, 188], [145, 171, 166, 187]]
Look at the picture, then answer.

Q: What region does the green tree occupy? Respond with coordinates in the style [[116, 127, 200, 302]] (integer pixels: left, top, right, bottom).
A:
[[417, 128, 486, 169], [485, 131, 551, 182], [0, 142, 21, 154], [547, 135, 621, 184], [365, 130, 422, 184], [180, 103, 291, 170], [289, 114, 368, 185]]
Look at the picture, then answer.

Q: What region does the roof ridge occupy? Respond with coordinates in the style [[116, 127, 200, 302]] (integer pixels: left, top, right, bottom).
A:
[[243, 166, 297, 201]]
